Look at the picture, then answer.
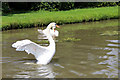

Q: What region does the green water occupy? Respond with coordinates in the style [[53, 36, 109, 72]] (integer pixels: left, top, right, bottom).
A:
[[2, 19, 119, 78]]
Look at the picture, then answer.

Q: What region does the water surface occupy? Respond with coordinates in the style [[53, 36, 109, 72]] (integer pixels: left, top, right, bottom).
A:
[[2, 19, 119, 78]]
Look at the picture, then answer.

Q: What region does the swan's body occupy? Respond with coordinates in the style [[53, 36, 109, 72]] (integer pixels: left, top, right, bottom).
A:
[[12, 23, 59, 65], [50, 29, 59, 37], [38, 22, 60, 37]]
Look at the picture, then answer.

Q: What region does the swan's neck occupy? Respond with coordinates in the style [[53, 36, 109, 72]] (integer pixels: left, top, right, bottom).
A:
[[46, 24, 52, 30], [45, 24, 55, 48], [47, 35, 55, 47], [45, 30, 55, 48]]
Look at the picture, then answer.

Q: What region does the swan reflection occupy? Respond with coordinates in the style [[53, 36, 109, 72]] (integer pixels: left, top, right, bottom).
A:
[[13, 62, 56, 78]]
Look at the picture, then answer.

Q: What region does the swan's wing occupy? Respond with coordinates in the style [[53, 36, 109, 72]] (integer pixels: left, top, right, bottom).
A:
[[38, 29, 48, 39], [38, 29, 44, 34], [12, 40, 48, 59]]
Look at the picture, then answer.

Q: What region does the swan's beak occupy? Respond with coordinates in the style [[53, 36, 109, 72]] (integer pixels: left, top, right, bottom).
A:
[[56, 25, 60, 28]]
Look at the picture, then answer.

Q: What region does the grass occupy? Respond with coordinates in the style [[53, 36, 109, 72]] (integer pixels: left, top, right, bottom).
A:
[[2, 6, 118, 31]]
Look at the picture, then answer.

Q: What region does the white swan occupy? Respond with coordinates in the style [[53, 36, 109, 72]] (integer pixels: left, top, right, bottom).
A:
[[12, 23, 60, 65], [38, 22, 60, 37]]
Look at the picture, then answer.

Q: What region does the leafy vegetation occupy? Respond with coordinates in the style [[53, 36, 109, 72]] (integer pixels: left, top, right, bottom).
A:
[[62, 37, 81, 42], [2, 6, 118, 31], [33, 37, 81, 44], [2, 2, 118, 12], [101, 31, 118, 36]]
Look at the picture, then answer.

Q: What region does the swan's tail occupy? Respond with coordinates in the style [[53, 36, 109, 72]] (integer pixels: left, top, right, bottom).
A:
[[12, 39, 32, 51]]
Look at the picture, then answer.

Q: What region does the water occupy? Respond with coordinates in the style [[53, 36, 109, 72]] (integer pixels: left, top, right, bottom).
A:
[[2, 19, 119, 78]]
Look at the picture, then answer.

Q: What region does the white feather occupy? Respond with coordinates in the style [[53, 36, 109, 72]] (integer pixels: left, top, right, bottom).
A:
[[12, 22, 58, 65]]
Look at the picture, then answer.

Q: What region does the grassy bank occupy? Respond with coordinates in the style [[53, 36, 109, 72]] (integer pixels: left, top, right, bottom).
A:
[[2, 6, 118, 31]]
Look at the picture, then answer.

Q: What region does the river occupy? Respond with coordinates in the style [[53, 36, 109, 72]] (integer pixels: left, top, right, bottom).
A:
[[2, 19, 119, 78]]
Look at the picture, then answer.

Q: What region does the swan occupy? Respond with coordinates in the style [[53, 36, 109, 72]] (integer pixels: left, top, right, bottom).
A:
[[38, 22, 60, 37], [12, 23, 60, 65]]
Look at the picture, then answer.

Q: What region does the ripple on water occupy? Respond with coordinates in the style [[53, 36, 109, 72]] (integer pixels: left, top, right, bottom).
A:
[[93, 39, 118, 78], [70, 70, 87, 77], [13, 74, 31, 78], [54, 63, 64, 68], [106, 40, 120, 43]]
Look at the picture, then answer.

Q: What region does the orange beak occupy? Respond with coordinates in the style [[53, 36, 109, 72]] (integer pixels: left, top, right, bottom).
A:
[[56, 25, 60, 28]]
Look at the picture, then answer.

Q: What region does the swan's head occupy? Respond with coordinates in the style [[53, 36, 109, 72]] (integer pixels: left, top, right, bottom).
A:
[[48, 22, 60, 31], [49, 22, 60, 28]]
